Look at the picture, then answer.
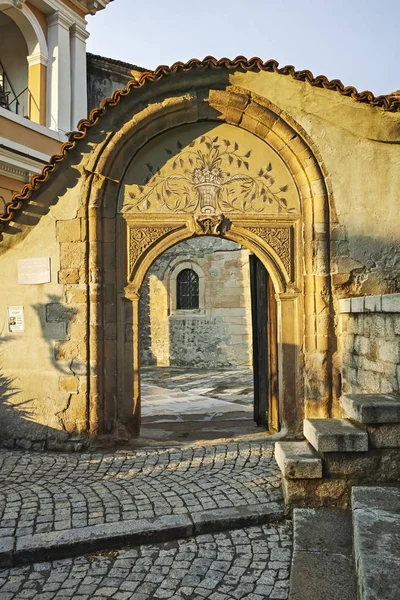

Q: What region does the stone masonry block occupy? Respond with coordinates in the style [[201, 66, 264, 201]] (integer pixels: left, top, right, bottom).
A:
[[338, 298, 351, 313], [354, 335, 370, 356], [58, 269, 80, 284], [44, 322, 68, 341], [377, 340, 400, 364], [275, 442, 322, 479], [358, 370, 380, 394], [351, 297, 365, 313], [57, 219, 81, 242], [394, 318, 400, 335], [340, 393, 400, 424], [66, 287, 88, 304], [304, 418, 368, 452], [68, 321, 88, 342], [382, 294, 400, 313], [60, 242, 86, 269], [367, 424, 400, 448], [365, 295, 382, 312], [46, 303, 76, 323]]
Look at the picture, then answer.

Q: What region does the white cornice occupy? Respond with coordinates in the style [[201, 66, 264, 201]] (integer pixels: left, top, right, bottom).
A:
[[0, 141, 50, 182], [27, 51, 48, 67], [70, 22, 90, 41], [47, 9, 74, 29], [0, 161, 34, 182], [31, 0, 88, 28]]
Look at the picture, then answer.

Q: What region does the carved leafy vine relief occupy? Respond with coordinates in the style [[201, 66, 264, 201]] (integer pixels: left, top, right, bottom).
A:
[[129, 227, 176, 273], [249, 227, 292, 277], [123, 136, 296, 215]]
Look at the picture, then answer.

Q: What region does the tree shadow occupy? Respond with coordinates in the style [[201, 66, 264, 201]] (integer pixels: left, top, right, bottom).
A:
[[0, 328, 90, 452]]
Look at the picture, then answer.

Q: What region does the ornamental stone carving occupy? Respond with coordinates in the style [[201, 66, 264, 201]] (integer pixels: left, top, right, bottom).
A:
[[191, 214, 229, 236], [129, 226, 176, 274], [249, 226, 292, 278]]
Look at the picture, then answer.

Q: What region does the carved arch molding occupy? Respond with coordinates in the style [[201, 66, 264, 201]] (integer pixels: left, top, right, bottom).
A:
[[127, 213, 297, 292]]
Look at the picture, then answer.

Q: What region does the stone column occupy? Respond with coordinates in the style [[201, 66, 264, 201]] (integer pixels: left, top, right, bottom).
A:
[[279, 293, 302, 435], [46, 11, 72, 133], [70, 24, 89, 129]]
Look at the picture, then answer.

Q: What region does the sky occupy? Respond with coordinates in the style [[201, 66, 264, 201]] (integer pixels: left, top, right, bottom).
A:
[[86, 0, 400, 96]]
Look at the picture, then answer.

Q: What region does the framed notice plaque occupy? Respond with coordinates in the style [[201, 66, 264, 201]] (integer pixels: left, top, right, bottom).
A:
[[18, 257, 51, 285], [8, 306, 24, 332]]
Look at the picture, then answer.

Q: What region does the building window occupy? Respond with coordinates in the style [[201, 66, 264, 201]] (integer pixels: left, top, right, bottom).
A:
[[176, 268, 199, 309]]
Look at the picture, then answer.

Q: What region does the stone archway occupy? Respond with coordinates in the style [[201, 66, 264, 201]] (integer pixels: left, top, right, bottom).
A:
[[120, 213, 296, 435], [82, 84, 332, 438]]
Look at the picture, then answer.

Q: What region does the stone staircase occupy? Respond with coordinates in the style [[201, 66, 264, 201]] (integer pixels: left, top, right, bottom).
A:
[[275, 393, 400, 509], [289, 486, 400, 600]]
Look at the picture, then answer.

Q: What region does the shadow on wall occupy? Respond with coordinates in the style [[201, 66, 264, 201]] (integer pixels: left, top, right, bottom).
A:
[[0, 295, 92, 451], [0, 338, 86, 451]]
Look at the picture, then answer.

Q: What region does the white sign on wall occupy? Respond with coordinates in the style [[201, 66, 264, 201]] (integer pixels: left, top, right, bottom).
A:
[[8, 306, 24, 333], [18, 257, 51, 285]]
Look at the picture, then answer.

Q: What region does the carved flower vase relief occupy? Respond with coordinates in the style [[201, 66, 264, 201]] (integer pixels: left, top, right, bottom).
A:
[[122, 135, 297, 215]]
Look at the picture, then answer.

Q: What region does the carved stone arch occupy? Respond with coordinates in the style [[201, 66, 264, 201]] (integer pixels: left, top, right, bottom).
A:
[[126, 218, 290, 297], [85, 80, 333, 437]]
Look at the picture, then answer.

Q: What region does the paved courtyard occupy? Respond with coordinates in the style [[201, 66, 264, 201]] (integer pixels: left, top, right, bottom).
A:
[[141, 368, 254, 423]]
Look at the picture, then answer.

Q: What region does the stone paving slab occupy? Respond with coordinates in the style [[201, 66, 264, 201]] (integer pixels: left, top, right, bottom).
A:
[[0, 523, 292, 599], [0, 442, 283, 566]]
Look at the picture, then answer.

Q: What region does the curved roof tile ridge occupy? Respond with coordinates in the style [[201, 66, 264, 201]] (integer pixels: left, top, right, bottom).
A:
[[1, 56, 399, 230]]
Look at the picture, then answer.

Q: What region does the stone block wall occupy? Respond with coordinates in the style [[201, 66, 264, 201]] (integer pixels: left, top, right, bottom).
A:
[[139, 237, 253, 369], [339, 294, 400, 394]]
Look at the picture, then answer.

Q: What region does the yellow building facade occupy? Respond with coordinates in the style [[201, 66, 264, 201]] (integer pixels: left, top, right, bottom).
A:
[[0, 0, 111, 214]]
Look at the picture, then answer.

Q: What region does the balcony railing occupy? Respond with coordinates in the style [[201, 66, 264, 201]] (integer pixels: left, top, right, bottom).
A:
[[0, 60, 39, 119]]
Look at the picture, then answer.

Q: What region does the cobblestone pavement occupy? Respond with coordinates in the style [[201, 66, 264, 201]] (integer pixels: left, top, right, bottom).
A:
[[0, 523, 292, 599], [0, 442, 281, 542]]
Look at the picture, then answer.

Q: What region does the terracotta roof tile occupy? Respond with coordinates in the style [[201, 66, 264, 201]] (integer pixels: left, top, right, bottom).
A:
[[1, 56, 399, 232]]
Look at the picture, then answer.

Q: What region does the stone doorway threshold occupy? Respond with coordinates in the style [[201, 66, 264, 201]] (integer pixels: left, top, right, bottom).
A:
[[139, 366, 267, 446]]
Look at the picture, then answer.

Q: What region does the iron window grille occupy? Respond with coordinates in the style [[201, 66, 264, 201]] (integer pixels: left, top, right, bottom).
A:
[[176, 268, 199, 309]]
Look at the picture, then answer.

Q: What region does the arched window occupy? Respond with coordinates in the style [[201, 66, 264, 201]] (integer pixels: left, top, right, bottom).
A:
[[176, 268, 199, 309]]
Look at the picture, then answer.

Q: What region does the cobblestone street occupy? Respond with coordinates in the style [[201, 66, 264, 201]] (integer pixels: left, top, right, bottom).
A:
[[0, 442, 291, 598], [0, 524, 291, 599], [0, 443, 281, 540]]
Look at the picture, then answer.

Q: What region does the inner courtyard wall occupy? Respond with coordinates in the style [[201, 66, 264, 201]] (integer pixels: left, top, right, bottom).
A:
[[139, 237, 253, 368]]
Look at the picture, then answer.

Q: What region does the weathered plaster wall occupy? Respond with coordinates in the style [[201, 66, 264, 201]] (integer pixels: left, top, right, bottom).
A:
[[139, 237, 253, 368], [0, 173, 89, 449], [339, 295, 400, 394], [230, 71, 400, 296]]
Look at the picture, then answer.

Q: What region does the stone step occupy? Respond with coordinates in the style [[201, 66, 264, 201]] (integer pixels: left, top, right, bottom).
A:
[[352, 487, 400, 600], [304, 418, 368, 452], [275, 441, 322, 479], [289, 508, 357, 600], [341, 393, 400, 424]]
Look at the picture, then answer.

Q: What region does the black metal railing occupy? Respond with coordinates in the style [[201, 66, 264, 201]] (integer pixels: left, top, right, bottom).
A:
[[0, 60, 18, 112], [0, 60, 39, 119]]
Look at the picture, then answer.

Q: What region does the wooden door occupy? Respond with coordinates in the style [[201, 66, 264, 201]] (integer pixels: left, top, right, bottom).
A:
[[250, 254, 278, 430]]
